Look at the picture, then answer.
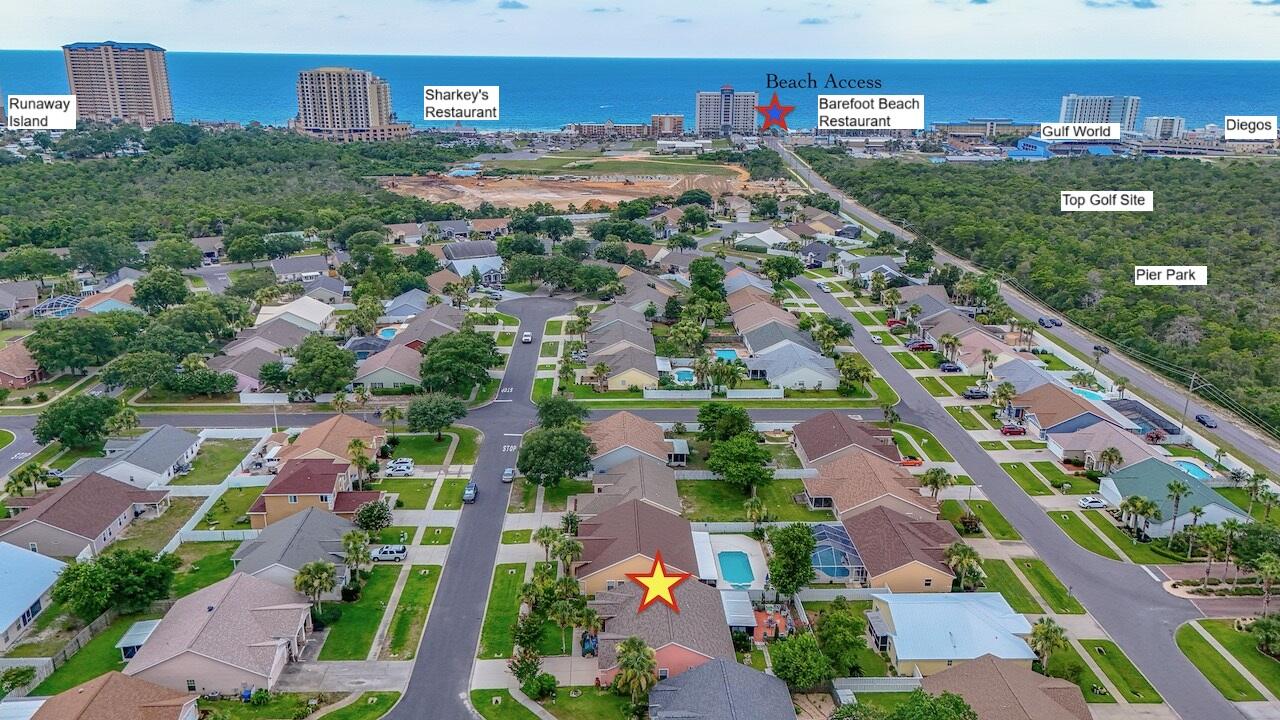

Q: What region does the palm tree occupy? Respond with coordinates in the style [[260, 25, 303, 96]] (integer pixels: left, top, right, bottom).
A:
[[612, 636, 658, 703], [1115, 376, 1130, 399], [382, 405, 403, 437], [938, 333, 960, 363], [692, 356, 714, 390], [1261, 488, 1280, 522], [943, 542, 984, 591], [981, 348, 997, 375], [1185, 506, 1205, 560], [347, 438, 368, 486], [576, 605, 603, 639], [557, 363, 574, 394], [1029, 618, 1067, 666], [743, 496, 766, 532], [5, 475, 26, 498], [1166, 479, 1191, 536], [1068, 370, 1097, 389], [533, 526, 562, 562], [354, 387, 371, 419], [880, 404, 899, 429], [560, 511, 581, 535], [107, 408, 140, 434], [548, 598, 579, 655], [10, 463, 46, 496], [331, 392, 349, 415], [294, 561, 337, 614], [591, 362, 612, 393], [920, 468, 955, 498], [1138, 498, 1162, 539], [553, 537, 584, 575], [1098, 447, 1124, 474], [1221, 518, 1244, 584], [992, 382, 1017, 416], [1245, 473, 1266, 516], [1257, 552, 1280, 613], [342, 530, 372, 586], [1118, 496, 1138, 533]]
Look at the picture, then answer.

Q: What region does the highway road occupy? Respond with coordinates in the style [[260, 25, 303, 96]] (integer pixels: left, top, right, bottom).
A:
[[767, 136, 1280, 479]]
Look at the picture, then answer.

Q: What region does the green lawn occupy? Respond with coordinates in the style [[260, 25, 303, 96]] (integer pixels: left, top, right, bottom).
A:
[[891, 351, 923, 369], [946, 405, 986, 430], [848, 692, 917, 713], [507, 476, 537, 513], [969, 500, 1020, 540], [320, 692, 403, 720], [496, 332, 516, 347], [532, 378, 554, 402], [1009, 440, 1049, 450], [394, 427, 480, 465], [200, 694, 342, 719], [980, 440, 1008, 450], [1048, 511, 1122, 561], [872, 330, 899, 345], [502, 529, 533, 544], [111, 497, 201, 553], [979, 559, 1043, 613], [914, 351, 944, 369], [378, 526, 416, 544], [318, 565, 400, 660], [916, 376, 952, 398], [434, 479, 471, 510], [170, 541, 239, 597], [478, 563, 526, 659], [1046, 641, 1116, 703], [199, 487, 263, 530], [472, 690, 540, 720], [940, 375, 985, 394], [1002, 462, 1052, 496], [1032, 461, 1098, 494], [376, 478, 435, 509], [940, 499, 983, 537], [1078, 639, 1163, 703], [891, 424, 954, 462], [537, 618, 574, 656], [1176, 623, 1265, 701], [545, 320, 564, 335], [538, 687, 630, 720], [1201, 619, 1280, 698], [1216, 487, 1275, 525], [543, 479, 592, 512], [419, 526, 454, 545], [852, 311, 879, 326], [1040, 353, 1076, 371], [1083, 511, 1174, 564], [383, 566, 441, 660], [1013, 558, 1084, 613], [540, 340, 559, 356], [169, 439, 256, 485], [32, 613, 161, 695], [49, 441, 105, 470], [678, 479, 830, 522]]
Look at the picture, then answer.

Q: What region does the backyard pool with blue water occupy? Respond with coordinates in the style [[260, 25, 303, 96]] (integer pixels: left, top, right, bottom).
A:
[[1174, 460, 1213, 481], [717, 550, 754, 588], [714, 349, 739, 361], [674, 368, 695, 384], [378, 327, 398, 340]]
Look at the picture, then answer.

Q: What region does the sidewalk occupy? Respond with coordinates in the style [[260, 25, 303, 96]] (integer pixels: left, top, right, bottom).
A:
[[1189, 621, 1278, 701]]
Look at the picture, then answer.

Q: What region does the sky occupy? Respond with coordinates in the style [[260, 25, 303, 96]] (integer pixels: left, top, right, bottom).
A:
[[3, 0, 1280, 59]]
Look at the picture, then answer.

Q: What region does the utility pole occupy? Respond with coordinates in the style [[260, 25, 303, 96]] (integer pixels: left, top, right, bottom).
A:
[[1177, 371, 1210, 435]]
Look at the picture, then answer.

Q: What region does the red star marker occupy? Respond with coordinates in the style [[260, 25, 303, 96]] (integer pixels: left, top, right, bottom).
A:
[[627, 551, 692, 613], [756, 92, 796, 132]]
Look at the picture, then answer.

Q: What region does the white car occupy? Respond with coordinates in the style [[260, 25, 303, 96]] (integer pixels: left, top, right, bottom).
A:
[[871, 335, 883, 345], [521, 332, 533, 344], [372, 545, 407, 562], [385, 463, 415, 477], [1077, 496, 1108, 509]]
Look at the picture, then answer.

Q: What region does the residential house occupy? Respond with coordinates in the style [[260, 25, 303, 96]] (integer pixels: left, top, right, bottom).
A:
[[616, 269, 680, 314], [867, 592, 1035, 676], [354, 344, 423, 390], [232, 507, 353, 600], [590, 304, 649, 333], [799, 241, 839, 268], [920, 654, 1090, 720], [0, 340, 45, 389], [952, 330, 1022, 375], [838, 254, 904, 283], [726, 286, 773, 314], [423, 219, 471, 241], [730, 302, 798, 334], [390, 304, 465, 350], [443, 239, 500, 262], [1098, 458, 1250, 537], [989, 358, 1058, 395], [275, 414, 386, 469], [791, 410, 901, 465], [918, 310, 987, 347], [384, 288, 432, 319], [842, 507, 959, 592], [723, 268, 773, 296], [644, 206, 686, 239], [0, 280, 42, 317], [586, 321, 655, 358], [582, 346, 660, 391], [450, 256, 504, 286], [207, 348, 282, 393], [569, 455, 680, 517], [223, 318, 310, 357], [896, 284, 950, 306], [785, 222, 821, 239], [342, 335, 389, 361], [384, 222, 424, 245], [648, 659, 795, 720], [123, 573, 311, 694], [743, 343, 838, 390], [71, 281, 141, 316], [1046, 422, 1162, 472], [590, 579, 735, 684], [741, 322, 817, 356], [0, 542, 65, 652], [797, 207, 847, 234], [468, 219, 510, 239], [802, 451, 936, 521], [572, 500, 696, 594], [62, 425, 200, 488], [585, 411, 686, 471], [733, 227, 799, 253], [270, 254, 330, 283], [425, 268, 464, 293], [0, 473, 170, 559], [31, 672, 198, 720], [254, 296, 335, 333], [303, 275, 348, 305], [623, 242, 667, 266], [1009, 383, 1131, 437], [247, 458, 381, 529], [893, 294, 952, 324], [191, 236, 225, 264]]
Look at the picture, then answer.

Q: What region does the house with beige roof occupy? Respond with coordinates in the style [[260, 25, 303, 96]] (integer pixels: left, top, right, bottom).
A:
[[570, 455, 680, 517], [424, 268, 463, 293], [586, 321, 655, 358], [730, 301, 798, 334], [842, 507, 959, 592], [792, 411, 900, 465], [0, 340, 45, 389], [586, 411, 686, 471], [582, 346, 660, 391], [590, 304, 649, 333], [616, 269, 679, 314], [590, 579, 735, 685], [0, 473, 170, 559], [354, 344, 422, 390], [801, 451, 936, 521], [223, 318, 309, 357], [1009, 383, 1124, 437], [207, 348, 282, 392], [1047, 422, 1162, 472], [726, 285, 773, 314], [275, 414, 386, 469], [32, 671, 198, 720], [254, 295, 334, 333], [124, 573, 312, 694], [920, 654, 1089, 720], [572, 500, 697, 594]]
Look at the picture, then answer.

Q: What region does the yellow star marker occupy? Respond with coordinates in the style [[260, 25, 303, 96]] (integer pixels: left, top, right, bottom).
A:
[[627, 550, 692, 613]]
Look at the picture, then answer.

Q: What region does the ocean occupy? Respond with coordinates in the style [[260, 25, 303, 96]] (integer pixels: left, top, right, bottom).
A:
[[2, 51, 1278, 131]]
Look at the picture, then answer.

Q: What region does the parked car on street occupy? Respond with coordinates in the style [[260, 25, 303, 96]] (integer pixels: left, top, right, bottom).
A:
[[1195, 413, 1218, 428], [816, 283, 831, 293], [502, 467, 515, 483], [1093, 344, 1110, 355], [463, 482, 478, 503], [1050, 318, 1063, 327], [521, 332, 533, 344], [1038, 317, 1051, 328], [871, 335, 883, 345], [1078, 496, 1108, 509], [373, 545, 407, 562], [1000, 424, 1028, 436]]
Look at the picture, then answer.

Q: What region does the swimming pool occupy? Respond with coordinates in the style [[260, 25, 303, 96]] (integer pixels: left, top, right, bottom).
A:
[[673, 368, 695, 384], [717, 551, 755, 588], [377, 327, 398, 340], [1174, 460, 1213, 481], [1071, 387, 1106, 402], [714, 349, 739, 361]]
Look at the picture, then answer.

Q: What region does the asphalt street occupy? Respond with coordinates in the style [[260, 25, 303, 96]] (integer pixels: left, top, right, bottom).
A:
[[767, 136, 1280, 479]]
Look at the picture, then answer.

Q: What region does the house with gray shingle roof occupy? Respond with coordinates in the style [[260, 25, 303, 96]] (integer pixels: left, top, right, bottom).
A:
[[232, 507, 352, 600], [303, 275, 348, 305], [742, 322, 817, 356], [269, 254, 330, 282], [208, 348, 282, 392], [744, 343, 837, 390], [0, 473, 170, 559], [63, 425, 200, 489], [384, 288, 432, 319], [648, 658, 795, 720], [223, 318, 309, 356]]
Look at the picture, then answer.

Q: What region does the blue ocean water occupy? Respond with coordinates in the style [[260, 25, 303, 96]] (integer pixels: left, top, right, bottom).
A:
[[2, 51, 1277, 130]]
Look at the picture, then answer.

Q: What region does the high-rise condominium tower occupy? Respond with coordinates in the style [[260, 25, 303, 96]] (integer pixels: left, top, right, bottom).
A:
[[294, 67, 412, 142], [62, 41, 174, 127]]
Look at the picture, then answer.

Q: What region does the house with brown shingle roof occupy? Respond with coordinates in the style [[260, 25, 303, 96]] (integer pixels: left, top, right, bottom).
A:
[[1010, 383, 1116, 436], [843, 506, 959, 592], [467, 219, 510, 239], [570, 455, 680, 517], [424, 268, 464, 293], [589, 304, 649, 334], [275, 414, 386, 468], [920, 654, 1090, 720], [207, 348, 281, 392], [0, 473, 169, 559], [223, 318, 310, 357], [32, 671, 198, 720], [590, 578, 735, 685], [249, 458, 381, 529], [353, 344, 422, 390], [123, 573, 311, 694], [730, 302, 798, 334], [586, 411, 685, 471], [389, 303, 465, 350], [0, 340, 45, 388], [572, 499, 696, 595], [586, 321, 655, 357], [802, 451, 936, 521], [726, 286, 772, 314], [792, 411, 900, 465]]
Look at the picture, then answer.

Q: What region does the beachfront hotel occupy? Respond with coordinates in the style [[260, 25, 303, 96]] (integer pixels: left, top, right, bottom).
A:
[[62, 41, 174, 127], [292, 67, 412, 142], [695, 85, 758, 136], [1058, 94, 1141, 131]]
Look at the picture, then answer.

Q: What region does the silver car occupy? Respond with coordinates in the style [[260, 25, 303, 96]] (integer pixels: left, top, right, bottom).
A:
[[372, 545, 407, 562]]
